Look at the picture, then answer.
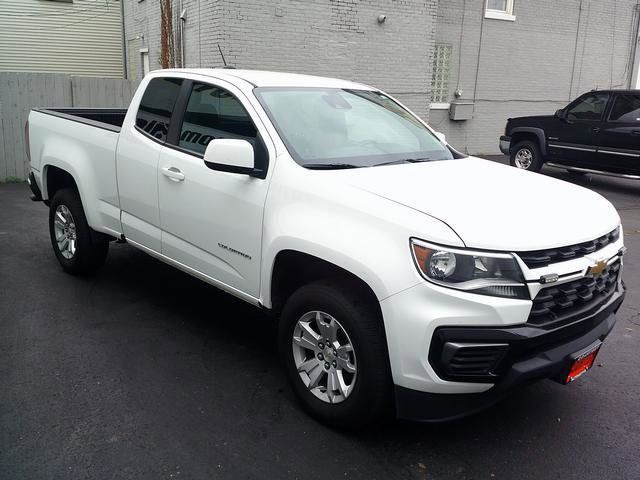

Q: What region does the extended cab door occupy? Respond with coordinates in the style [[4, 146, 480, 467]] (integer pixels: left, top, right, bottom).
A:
[[596, 92, 640, 174], [547, 91, 610, 167], [116, 77, 183, 251], [157, 78, 273, 298]]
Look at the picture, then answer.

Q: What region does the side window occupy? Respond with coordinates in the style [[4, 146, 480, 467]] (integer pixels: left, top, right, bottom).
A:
[[135, 77, 183, 142], [565, 92, 610, 121], [609, 94, 640, 123], [178, 82, 258, 156]]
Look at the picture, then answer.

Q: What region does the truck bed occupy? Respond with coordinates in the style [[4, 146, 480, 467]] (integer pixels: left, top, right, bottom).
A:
[[28, 107, 124, 236], [32, 108, 127, 132]]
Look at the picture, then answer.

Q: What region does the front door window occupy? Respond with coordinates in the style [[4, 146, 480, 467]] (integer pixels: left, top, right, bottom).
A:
[[566, 92, 609, 122]]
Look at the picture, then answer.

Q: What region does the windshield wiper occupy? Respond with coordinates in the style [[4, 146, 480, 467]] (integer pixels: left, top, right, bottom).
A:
[[373, 157, 431, 167], [304, 163, 360, 170]]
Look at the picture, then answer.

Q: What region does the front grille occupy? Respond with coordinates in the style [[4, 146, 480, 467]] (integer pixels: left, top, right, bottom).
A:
[[517, 228, 620, 269], [528, 260, 621, 328]]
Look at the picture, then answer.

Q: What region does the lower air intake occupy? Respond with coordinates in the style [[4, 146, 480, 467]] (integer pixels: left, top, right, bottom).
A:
[[440, 342, 509, 377]]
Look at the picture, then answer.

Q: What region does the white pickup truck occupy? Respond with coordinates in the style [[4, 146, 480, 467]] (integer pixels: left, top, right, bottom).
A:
[[26, 69, 626, 428]]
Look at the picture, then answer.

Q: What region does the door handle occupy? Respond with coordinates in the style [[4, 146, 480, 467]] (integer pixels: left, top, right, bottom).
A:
[[161, 166, 185, 182], [592, 127, 600, 133]]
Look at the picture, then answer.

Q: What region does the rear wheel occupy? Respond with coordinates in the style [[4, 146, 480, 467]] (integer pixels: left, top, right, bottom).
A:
[[49, 188, 109, 274], [510, 140, 543, 172], [279, 281, 391, 429]]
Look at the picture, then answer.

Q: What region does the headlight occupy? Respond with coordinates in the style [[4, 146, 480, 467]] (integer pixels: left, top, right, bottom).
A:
[[410, 239, 528, 299]]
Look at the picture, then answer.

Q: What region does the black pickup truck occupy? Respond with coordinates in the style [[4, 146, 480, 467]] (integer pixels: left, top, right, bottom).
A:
[[500, 90, 640, 179]]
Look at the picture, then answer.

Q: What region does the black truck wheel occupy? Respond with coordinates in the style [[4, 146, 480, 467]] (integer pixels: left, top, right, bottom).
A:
[[510, 140, 543, 172]]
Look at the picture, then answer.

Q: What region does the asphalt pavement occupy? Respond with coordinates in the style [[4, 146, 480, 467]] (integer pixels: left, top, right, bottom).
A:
[[1, 158, 639, 479]]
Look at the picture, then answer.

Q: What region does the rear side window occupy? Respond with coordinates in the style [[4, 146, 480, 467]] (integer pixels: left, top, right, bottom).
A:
[[609, 94, 640, 123], [135, 77, 183, 142], [178, 82, 258, 155]]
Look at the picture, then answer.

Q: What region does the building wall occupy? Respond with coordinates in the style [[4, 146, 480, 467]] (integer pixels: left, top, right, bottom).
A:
[[123, 0, 438, 119], [431, 0, 640, 155], [0, 0, 124, 77]]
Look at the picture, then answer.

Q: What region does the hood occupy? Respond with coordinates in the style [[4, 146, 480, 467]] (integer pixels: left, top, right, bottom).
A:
[[334, 158, 619, 251]]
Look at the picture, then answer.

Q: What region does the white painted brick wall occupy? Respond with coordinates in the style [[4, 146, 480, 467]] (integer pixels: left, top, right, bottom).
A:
[[122, 0, 638, 155], [124, 0, 438, 119], [433, 0, 639, 154]]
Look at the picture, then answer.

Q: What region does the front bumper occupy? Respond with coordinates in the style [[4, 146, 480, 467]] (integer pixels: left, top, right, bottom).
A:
[[394, 286, 624, 422], [499, 135, 511, 155]]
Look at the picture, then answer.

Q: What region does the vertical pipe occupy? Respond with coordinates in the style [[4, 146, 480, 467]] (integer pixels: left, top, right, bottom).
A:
[[179, 0, 185, 68], [120, 0, 127, 78], [472, 2, 485, 104], [568, 0, 583, 100], [629, 3, 640, 88]]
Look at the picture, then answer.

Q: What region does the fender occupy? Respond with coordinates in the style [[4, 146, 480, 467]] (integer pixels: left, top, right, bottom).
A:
[[261, 237, 394, 309], [510, 127, 547, 156], [38, 130, 121, 236]]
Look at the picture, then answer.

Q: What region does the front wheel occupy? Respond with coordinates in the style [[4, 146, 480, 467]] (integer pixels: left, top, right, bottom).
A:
[[279, 281, 391, 429], [510, 140, 543, 172], [49, 188, 109, 274]]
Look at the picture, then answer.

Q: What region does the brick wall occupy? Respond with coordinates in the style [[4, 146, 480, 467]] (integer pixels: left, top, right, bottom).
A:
[[123, 0, 438, 119], [432, 0, 640, 155], [122, 0, 639, 155]]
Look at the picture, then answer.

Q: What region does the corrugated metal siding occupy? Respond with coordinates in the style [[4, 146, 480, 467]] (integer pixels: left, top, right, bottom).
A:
[[0, 0, 124, 77]]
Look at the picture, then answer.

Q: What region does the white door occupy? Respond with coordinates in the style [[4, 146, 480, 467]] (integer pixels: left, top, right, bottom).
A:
[[158, 79, 272, 298], [117, 76, 184, 251]]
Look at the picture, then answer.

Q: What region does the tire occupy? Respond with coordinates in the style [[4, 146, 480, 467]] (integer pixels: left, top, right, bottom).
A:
[[510, 140, 543, 172], [49, 188, 109, 275], [279, 280, 391, 429]]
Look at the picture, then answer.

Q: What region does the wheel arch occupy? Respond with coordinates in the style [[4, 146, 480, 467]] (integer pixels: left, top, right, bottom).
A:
[[510, 127, 547, 156], [43, 164, 79, 202], [40, 155, 102, 232], [269, 249, 383, 321]]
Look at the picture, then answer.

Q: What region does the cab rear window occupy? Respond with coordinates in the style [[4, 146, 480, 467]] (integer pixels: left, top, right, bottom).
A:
[[135, 77, 183, 142]]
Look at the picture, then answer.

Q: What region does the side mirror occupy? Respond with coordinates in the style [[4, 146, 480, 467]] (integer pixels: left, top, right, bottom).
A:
[[203, 139, 256, 175], [555, 109, 565, 119], [434, 131, 447, 144]]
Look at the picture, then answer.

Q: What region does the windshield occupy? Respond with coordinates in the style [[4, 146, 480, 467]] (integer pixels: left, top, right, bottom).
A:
[[254, 87, 457, 168]]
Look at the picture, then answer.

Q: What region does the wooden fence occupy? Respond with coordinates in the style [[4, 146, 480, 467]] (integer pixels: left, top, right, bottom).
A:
[[0, 73, 138, 181]]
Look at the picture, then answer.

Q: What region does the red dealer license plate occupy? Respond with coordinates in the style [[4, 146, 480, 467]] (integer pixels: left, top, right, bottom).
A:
[[564, 342, 601, 384]]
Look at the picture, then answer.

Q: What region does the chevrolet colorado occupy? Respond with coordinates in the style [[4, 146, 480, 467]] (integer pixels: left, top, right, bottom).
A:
[[26, 69, 625, 428], [501, 89, 640, 179]]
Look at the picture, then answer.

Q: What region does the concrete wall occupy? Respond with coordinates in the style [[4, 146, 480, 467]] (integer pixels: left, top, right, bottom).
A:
[[432, 0, 640, 155], [0, 73, 138, 181], [123, 0, 438, 120]]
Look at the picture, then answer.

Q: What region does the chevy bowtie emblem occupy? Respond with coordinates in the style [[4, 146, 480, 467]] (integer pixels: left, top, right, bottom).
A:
[[587, 260, 607, 277]]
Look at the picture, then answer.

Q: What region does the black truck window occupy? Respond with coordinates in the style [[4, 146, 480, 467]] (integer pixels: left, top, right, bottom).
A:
[[609, 94, 640, 123], [135, 77, 184, 142], [565, 92, 610, 121]]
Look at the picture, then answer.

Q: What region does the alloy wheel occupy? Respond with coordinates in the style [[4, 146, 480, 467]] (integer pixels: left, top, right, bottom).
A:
[[291, 311, 357, 404], [53, 204, 77, 259]]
